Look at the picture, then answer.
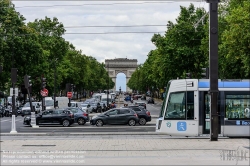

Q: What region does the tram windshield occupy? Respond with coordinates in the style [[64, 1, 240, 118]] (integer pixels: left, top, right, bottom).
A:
[[164, 91, 194, 119]]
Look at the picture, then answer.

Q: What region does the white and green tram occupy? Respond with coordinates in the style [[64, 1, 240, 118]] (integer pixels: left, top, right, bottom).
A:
[[156, 79, 250, 137]]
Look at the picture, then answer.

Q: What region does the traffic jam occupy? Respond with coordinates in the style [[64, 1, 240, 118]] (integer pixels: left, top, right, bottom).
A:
[[0, 92, 153, 128]]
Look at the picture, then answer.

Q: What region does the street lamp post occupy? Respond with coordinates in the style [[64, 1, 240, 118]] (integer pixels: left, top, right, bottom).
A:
[[54, 58, 57, 108], [107, 62, 109, 107], [206, 0, 219, 141]]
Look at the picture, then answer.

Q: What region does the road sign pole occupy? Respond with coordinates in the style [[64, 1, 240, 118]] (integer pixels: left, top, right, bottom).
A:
[[42, 96, 44, 111], [27, 87, 38, 128], [10, 83, 17, 134], [10, 68, 17, 134]]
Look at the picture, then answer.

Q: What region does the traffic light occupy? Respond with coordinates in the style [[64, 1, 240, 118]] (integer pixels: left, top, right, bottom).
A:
[[41, 77, 46, 89], [0, 66, 2, 73], [66, 83, 71, 92], [24, 75, 32, 88], [11, 68, 18, 84], [201, 67, 209, 79], [71, 84, 75, 91], [21, 84, 27, 94], [0, 91, 4, 98], [186, 73, 192, 79]]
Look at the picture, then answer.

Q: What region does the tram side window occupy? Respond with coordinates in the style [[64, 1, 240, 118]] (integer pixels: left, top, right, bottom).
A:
[[164, 92, 185, 119], [225, 94, 250, 119], [186, 91, 194, 120]]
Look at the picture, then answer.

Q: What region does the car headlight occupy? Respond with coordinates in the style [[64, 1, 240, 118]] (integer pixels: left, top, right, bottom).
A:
[[92, 115, 97, 119]]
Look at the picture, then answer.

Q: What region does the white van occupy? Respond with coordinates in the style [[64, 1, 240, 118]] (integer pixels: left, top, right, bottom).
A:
[[56, 97, 69, 108]]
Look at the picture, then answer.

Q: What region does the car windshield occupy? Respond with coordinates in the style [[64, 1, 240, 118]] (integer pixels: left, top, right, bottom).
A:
[[24, 102, 37, 107], [81, 104, 88, 107], [67, 108, 81, 113]]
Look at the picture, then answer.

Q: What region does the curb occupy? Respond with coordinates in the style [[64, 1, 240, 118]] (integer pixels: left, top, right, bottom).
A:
[[0, 132, 230, 139], [0, 132, 162, 136]]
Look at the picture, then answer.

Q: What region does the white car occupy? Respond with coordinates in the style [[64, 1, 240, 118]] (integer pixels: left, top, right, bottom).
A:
[[21, 102, 41, 116], [80, 103, 93, 113]]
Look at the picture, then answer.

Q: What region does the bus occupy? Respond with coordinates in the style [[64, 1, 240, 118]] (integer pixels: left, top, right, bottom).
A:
[[156, 79, 250, 137]]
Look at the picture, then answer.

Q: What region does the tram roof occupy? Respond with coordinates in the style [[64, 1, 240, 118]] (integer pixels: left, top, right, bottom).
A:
[[198, 80, 250, 88]]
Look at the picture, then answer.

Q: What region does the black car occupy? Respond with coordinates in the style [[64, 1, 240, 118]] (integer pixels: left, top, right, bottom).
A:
[[123, 105, 151, 125], [66, 107, 89, 125], [147, 98, 155, 104], [22, 109, 31, 117], [90, 108, 139, 127], [0, 105, 4, 117], [23, 109, 74, 127]]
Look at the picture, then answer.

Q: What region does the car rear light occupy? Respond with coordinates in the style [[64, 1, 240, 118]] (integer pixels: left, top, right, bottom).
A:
[[83, 113, 88, 116], [146, 111, 150, 116], [134, 114, 138, 117], [70, 114, 74, 118]]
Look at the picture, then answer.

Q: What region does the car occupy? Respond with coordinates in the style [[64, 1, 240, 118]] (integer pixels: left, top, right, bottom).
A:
[[90, 102, 98, 112], [68, 102, 81, 108], [66, 107, 89, 125], [17, 106, 23, 114], [124, 95, 131, 102], [147, 98, 155, 104], [134, 101, 147, 109], [124, 105, 151, 125], [141, 95, 146, 100], [23, 108, 74, 127], [80, 103, 92, 113], [0, 105, 4, 117], [90, 108, 139, 127], [133, 95, 138, 100], [99, 102, 107, 112], [21, 102, 41, 117]]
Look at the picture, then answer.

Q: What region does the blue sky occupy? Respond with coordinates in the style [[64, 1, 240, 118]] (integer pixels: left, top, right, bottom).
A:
[[116, 73, 126, 91]]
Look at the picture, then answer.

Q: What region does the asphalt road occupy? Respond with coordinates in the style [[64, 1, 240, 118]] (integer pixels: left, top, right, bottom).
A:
[[0, 98, 162, 133]]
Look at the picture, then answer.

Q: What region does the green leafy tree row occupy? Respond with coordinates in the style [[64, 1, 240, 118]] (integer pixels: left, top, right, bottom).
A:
[[0, 0, 113, 100], [128, 1, 250, 97]]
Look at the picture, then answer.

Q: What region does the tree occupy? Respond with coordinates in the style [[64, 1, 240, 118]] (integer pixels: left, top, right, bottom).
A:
[[219, 0, 250, 78]]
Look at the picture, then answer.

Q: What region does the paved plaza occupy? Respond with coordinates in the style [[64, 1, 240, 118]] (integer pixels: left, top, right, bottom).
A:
[[0, 134, 249, 165]]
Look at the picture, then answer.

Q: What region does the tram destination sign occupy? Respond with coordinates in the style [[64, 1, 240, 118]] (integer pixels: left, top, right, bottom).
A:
[[224, 120, 250, 126]]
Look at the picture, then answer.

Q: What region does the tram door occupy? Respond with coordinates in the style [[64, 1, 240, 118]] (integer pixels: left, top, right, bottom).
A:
[[203, 92, 221, 134], [203, 93, 210, 134]]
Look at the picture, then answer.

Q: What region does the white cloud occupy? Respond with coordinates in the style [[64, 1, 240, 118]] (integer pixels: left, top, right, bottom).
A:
[[12, 1, 208, 90]]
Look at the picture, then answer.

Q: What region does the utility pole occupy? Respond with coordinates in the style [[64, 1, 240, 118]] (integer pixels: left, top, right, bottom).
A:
[[206, 0, 220, 141], [107, 62, 109, 107], [54, 59, 57, 108]]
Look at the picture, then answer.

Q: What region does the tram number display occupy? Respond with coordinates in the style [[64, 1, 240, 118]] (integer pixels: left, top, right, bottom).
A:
[[237, 121, 250, 125]]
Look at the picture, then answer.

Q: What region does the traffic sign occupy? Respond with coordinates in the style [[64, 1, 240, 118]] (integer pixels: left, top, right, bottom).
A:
[[10, 88, 18, 96], [67, 92, 73, 98], [40, 88, 48, 97]]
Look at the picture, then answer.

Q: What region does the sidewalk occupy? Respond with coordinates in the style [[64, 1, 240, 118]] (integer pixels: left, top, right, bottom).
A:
[[1, 134, 249, 165]]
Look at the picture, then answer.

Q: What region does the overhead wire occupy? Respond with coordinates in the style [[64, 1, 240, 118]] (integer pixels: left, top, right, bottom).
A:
[[13, 1, 179, 9], [63, 25, 167, 28]]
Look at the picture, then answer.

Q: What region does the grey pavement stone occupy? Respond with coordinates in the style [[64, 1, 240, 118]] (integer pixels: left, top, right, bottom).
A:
[[0, 135, 249, 165]]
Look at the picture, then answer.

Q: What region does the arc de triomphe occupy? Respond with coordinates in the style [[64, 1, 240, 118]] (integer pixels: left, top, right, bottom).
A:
[[105, 58, 138, 92]]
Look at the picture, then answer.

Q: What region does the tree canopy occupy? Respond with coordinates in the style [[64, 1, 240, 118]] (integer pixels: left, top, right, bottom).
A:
[[0, 0, 113, 99], [128, 1, 250, 96]]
